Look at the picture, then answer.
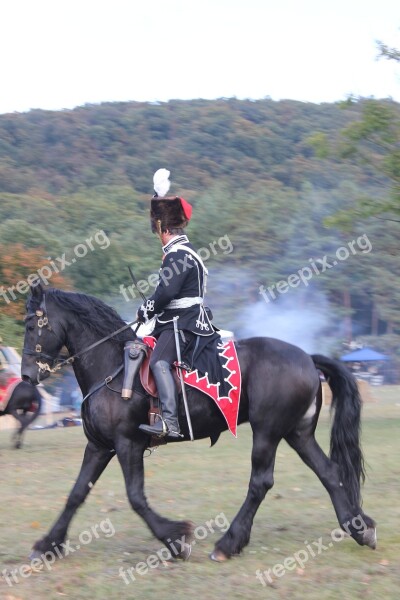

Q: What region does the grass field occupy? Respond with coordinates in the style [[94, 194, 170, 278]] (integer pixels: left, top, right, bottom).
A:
[[0, 386, 399, 600]]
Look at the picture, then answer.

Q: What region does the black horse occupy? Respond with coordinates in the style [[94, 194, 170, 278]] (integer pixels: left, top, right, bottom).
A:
[[21, 284, 376, 562], [1, 380, 42, 449]]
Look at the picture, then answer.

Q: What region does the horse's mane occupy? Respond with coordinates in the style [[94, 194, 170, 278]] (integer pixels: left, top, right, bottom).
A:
[[28, 288, 134, 343]]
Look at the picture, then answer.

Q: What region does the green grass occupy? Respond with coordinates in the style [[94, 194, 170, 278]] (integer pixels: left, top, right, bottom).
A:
[[0, 386, 399, 600]]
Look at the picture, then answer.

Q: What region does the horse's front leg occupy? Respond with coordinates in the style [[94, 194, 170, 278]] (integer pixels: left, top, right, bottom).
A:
[[31, 442, 114, 557], [115, 436, 193, 560]]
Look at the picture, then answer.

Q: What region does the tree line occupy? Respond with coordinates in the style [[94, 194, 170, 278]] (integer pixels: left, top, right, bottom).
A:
[[0, 97, 398, 377]]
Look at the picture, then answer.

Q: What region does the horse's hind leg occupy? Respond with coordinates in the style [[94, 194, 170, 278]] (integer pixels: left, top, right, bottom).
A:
[[212, 432, 280, 561], [12, 412, 34, 449], [9, 410, 25, 449], [31, 442, 113, 557], [285, 428, 376, 548], [9, 383, 41, 449], [12, 425, 23, 449]]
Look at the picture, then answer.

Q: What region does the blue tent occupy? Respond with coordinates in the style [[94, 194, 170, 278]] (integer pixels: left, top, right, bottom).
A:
[[340, 347, 388, 362]]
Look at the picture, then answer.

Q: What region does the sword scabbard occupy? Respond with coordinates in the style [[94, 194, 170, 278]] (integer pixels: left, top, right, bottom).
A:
[[173, 316, 194, 441]]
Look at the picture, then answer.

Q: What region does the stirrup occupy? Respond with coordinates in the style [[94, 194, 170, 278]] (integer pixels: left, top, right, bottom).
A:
[[157, 415, 169, 438], [165, 426, 183, 439], [139, 415, 169, 438], [139, 415, 183, 439], [157, 417, 183, 439], [157, 414, 183, 439]]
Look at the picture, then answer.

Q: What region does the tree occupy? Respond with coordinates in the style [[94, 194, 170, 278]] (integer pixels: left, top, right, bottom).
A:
[[321, 37, 400, 228], [0, 244, 71, 320], [376, 40, 400, 63], [329, 98, 400, 226], [0, 312, 24, 349]]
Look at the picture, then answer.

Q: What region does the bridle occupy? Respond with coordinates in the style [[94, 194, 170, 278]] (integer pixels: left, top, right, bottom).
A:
[[23, 296, 67, 375], [23, 296, 139, 377]]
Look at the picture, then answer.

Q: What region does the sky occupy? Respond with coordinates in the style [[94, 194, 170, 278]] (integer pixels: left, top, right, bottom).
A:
[[1, 0, 399, 115]]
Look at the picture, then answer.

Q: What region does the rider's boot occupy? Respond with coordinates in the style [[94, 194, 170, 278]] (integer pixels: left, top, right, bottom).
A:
[[139, 360, 182, 439]]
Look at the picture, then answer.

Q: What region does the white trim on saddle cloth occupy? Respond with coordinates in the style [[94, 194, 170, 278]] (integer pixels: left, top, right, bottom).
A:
[[0, 377, 21, 412], [141, 337, 242, 437], [181, 341, 241, 437]]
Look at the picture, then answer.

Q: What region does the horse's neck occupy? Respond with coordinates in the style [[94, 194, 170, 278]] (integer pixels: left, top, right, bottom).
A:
[[65, 329, 123, 396]]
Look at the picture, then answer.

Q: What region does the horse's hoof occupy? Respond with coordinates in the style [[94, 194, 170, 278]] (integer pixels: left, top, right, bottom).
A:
[[181, 543, 192, 561], [209, 549, 229, 562], [363, 527, 377, 550], [29, 549, 44, 561]]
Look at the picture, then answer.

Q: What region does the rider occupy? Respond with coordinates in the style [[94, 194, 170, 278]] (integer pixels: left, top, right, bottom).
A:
[[137, 169, 216, 439]]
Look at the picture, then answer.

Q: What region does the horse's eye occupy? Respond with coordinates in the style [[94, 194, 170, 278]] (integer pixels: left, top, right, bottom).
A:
[[27, 325, 35, 332]]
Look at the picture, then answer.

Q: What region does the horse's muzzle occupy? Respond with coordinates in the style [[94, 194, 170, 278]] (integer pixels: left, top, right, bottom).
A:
[[21, 374, 38, 386], [21, 366, 49, 385]]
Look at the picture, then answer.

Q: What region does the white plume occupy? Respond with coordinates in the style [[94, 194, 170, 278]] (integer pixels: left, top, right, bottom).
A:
[[153, 168, 171, 197]]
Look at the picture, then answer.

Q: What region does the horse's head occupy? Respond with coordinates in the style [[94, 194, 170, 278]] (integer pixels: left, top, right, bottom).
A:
[[22, 283, 66, 384]]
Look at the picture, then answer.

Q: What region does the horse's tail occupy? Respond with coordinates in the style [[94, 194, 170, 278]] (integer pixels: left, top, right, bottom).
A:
[[311, 354, 365, 507]]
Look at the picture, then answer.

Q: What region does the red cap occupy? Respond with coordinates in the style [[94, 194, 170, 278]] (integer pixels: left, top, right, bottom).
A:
[[179, 197, 192, 221]]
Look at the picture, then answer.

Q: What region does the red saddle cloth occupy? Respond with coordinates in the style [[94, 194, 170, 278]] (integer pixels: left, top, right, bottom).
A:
[[0, 377, 21, 412], [139, 336, 241, 437]]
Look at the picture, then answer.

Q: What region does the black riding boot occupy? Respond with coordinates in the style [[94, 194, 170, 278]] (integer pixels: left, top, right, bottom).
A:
[[139, 360, 182, 439]]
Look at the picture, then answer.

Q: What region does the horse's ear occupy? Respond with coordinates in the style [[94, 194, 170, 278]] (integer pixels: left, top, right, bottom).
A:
[[30, 280, 44, 301]]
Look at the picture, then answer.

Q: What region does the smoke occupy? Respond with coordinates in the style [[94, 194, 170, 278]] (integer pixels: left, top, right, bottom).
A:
[[206, 266, 339, 354], [234, 292, 336, 355]]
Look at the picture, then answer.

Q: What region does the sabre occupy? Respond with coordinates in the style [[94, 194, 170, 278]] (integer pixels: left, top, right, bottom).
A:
[[128, 266, 147, 304], [128, 266, 148, 336], [173, 316, 194, 441]]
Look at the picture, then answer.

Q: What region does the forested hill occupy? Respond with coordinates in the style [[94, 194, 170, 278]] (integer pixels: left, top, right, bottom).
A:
[[0, 98, 399, 375], [0, 97, 384, 196]]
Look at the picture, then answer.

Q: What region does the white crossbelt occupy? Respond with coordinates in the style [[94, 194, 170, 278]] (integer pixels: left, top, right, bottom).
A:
[[166, 296, 203, 309]]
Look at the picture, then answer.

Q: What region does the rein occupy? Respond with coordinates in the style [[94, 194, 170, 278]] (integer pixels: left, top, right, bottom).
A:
[[54, 319, 139, 371]]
